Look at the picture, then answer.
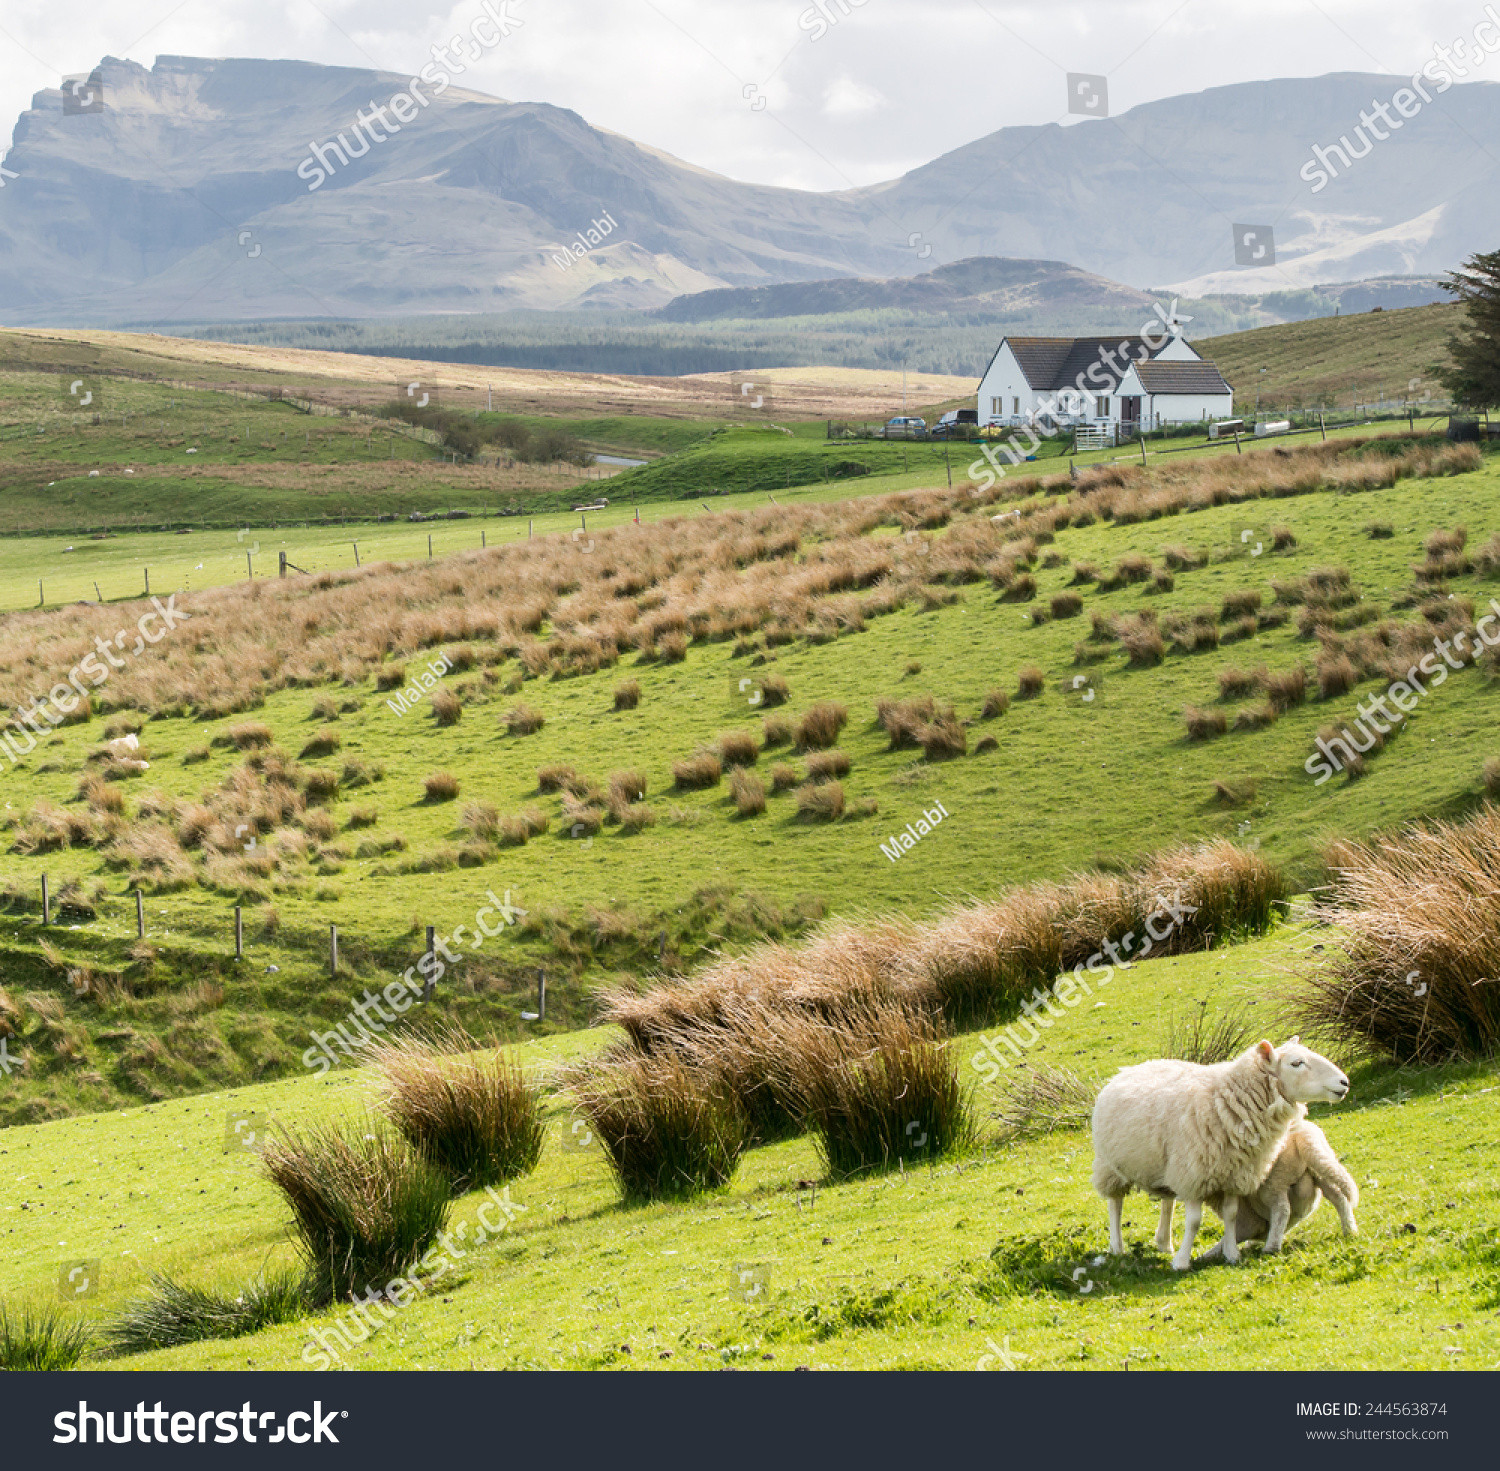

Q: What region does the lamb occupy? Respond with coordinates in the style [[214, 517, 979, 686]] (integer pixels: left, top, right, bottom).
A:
[[1091, 1036, 1349, 1271], [1191, 1116, 1359, 1263]]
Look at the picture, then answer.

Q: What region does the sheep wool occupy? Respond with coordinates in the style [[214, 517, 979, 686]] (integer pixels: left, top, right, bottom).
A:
[[1090, 1037, 1349, 1270]]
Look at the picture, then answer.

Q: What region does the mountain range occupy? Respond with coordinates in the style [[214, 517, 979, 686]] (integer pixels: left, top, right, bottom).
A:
[[0, 56, 1494, 324]]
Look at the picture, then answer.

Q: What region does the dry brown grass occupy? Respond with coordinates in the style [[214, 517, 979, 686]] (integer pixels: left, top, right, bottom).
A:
[[423, 771, 460, 802], [795, 702, 849, 750], [981, 688, 1010, 718], [503, 703, 545, 736], [716, 730, 761, 768], [672, 751, 722, 790], [1290, 809, 1500, 1062], [1016, 666, 1045, 698], [613, 679, 640, 711], [429, 688, 462, 727], [797, 781, 846, 821], [804, 749, 852, 782], [728, 768, 767, 817], [1183, 706, 1227, 741]]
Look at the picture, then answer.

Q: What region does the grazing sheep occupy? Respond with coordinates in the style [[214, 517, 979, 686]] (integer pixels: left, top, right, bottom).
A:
[[1091, 1037, 1349, 1271], [1190, 1116, 1359, 1264]]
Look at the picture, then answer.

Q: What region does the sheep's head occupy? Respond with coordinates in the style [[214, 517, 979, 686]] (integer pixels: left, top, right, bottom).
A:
[[1260, 1036, 1349, 1104]]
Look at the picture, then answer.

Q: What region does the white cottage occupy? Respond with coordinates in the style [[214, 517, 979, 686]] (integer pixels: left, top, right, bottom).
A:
[[977, 328, 1233, 438]]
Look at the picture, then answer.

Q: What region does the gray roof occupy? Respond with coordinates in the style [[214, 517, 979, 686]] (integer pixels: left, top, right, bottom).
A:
[[982, 334, 1225, 397], [1132, 358, 1233, 395]]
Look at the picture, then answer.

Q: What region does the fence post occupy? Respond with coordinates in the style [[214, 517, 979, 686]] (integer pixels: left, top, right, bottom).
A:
[[423, 926, 436, 1000], [235, 906, 244, 961], [40, 873, 49, 925], [135, 889, 145, 939], [427, 534, 433, 559], [352, 542, 360, 567], [329, 924, 339, 977], [279, 551, 287, 577]]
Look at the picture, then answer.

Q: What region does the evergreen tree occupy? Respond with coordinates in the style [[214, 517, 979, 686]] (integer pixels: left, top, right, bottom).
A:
[[1438, 248, 1500, 408]]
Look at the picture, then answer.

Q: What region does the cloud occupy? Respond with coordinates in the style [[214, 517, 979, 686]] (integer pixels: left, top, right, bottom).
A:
[[821, 74, 882, 116]]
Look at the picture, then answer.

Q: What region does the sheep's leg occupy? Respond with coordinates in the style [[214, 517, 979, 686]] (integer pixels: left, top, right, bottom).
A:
[[1106, 1195, 1126, 1255], [1153, 1197, 1174, 1253], [1262, 1195, 1292, 1254], [1171, 1200, 1202, 1271], [1328, 1189, 1358, 1237], [1219, 1195, 1241, 1264]]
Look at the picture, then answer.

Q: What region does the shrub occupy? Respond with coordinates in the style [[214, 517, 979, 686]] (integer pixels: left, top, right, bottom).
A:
[[299, 726, 342, 759], [613, 680, 640, 711], [573, 1055, 748, 1201], [537, 764, 578, 794], [982, 688, 1010, 718], [100, 1270, 307, 1356], [762, 714, 793, 747], [1050, 591, 1083, 619], [423, 770, 460, 802], [717, 730, 760, 767], [793, 1007, 973, 1178], [797, 780, 845, 820], [1016, 666, 1045, 698], [796, 702, 848, 750], [372, 1036, 545, 1193], [1290, 809, 1500, 1062], [804, 749, 852, 782], [504, 703, 545, 736], [429, 689, 461, 727], [1184, 706, 1228, 741], [0, 1302, 91, 1370], [260, 1120, 451, 1305], [673, 751, 722, 789], [729, 768, 767, 816]]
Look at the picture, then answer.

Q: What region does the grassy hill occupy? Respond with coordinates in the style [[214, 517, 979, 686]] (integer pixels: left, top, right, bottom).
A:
[[1199, 302, 1461, 412]]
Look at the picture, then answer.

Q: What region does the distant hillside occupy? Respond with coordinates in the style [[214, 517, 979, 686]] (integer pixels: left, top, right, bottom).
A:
[[1199, 302, 1461, 410], [652, 258, 1154, 324]]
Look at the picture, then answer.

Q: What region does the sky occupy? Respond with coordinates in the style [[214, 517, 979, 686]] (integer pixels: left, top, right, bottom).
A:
[[0, 0, 1495, 190]]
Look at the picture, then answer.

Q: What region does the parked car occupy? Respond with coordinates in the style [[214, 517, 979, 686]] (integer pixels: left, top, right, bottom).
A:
[[881, 416, 927, 439], [930, 409, 978, 439]]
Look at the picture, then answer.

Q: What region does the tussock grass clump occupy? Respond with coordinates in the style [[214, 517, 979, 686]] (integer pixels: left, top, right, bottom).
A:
[[372, 1035, 545, 1193], [1234, 703, 1278, 731], [982, 688, 1010, 718], [219, 722, 274, 750], [672, 751, 722, 790], [1291, 809, 1500, 1063], [260, 1120, 450, 1305], [607, 770, 647, 814], [1317, 652, 1360, 700], [429, 688, 461, 726], [100, 1270, 307, 1356], [1218, 666, 1257, 701], [717, 730, 760, 767], [613, 679, 640, 711], [573, 1054, 748, 1201], [793, 1007, 973, 1178], [617, 802, 657, 833], [504, 702, 545, 736], [990, 1064, 1098, 1141], [876, 693, 935, 750], [1183, 706, 1227, 741], [1050, 591, 1083, 619], [461, 802, 500, 841], [1261, 665, 1307, 712], [537, 763, 577, 794], [1016, 666, 1045, 698], [762, 713, 793, 747], [1271, 525, 1297, 552], [1116, 616, 1165, 667], [1158, 1000, 1258, 1066], [1069, 560, 1100, 585], [299, 726, 342, 759], [796, 702, 848, 750], [375, 666, 407, 692], [758, 673, 791, 706], [1485, 758, 1500, 801], [797, 780, 846, 820], [804, 750, 851, 783], [729, 767, 767, 816], [0, 1302, 91, 1370], [560, 793, 605, 835], [770, 762, 800, 792], [1221, 589, 1262, 620], [422, 771, 460, 802]]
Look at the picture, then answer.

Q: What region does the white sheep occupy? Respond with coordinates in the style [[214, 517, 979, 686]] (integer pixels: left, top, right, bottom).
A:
[[1091, 1037, 1349, 1270], [1190, 1116, 1359, 1263]]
